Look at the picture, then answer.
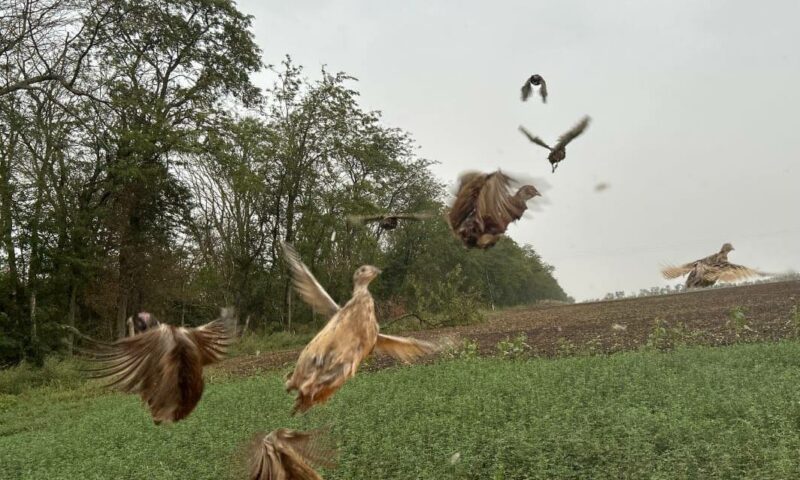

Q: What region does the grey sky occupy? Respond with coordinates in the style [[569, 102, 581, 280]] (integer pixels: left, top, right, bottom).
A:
[[237, 0, 800, 300]]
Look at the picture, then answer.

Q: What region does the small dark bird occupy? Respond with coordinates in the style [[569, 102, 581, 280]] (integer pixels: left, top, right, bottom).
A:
[[447, 170, 542, 249], [282, 243, 438, 414], [87, 308, 235, 424], [248, 427, 337, 480], [521, 74, 547, 103], [519, 116, 591, 173], [126, 311, 160, 336], [662, 243, 768, 288], [346, 212, 435, 231]]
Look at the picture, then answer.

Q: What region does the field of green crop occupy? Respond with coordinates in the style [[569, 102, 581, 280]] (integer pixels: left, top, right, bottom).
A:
[[3, 342, 800, 479]]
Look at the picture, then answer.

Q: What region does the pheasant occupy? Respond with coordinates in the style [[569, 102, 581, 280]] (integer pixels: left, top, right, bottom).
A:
[[519, 116, 591, 172]]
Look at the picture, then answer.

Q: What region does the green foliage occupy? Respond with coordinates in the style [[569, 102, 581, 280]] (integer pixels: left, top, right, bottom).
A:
[[0, 356, 86, 395], [645, 318, 698, 350], [230, 332, 314, 357], [495, 333, 530, 359], [442, 338, 480, 360], [4, 343, 800, 478], [727, 306, 750, 338]]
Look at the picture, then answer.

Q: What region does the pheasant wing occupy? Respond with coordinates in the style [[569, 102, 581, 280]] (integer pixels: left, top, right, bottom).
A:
[[374, 334, 439, 363], [518, 126, 552, 150], [282, 242, 340, 317], [552, 116, 591, 151]]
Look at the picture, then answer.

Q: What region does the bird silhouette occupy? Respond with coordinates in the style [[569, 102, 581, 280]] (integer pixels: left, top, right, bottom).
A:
[[86, 308, 235, 424], [247, 427, 337, 480], [521, 74, 547, 103], [519, 116, 591, 172], [447, 170, 542, 249], [282, 243, 438, 414]]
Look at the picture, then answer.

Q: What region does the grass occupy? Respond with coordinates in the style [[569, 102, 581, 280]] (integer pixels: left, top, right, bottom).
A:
[[3, 342, 800, 479]]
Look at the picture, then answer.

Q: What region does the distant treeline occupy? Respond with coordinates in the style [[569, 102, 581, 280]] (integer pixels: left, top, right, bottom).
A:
[[0, 0, 567, 365]]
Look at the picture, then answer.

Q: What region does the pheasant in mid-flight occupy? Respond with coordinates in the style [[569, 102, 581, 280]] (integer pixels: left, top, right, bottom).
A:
[[447, 170, 542, 249], [282, 243, 438, 414], [126, 311, 160, 336], [661, 243, 768, 288], [88, 308, 235, 424], [519, 116, 591, 173], [346, 212, 434, 230], [247, 427, 337, 480], [521, 74, 547, 103]]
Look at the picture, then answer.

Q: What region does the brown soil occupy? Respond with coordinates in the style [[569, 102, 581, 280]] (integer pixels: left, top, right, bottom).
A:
[[217, 280, 800, 377]]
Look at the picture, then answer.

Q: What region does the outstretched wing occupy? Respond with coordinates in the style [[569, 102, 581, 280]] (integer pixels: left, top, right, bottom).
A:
[[518, 125, 552, 150], [85, 325, 172, 395], [661, 263, 696, 279], [520, 79, 532, 101], [346, 214, 385, 225], [190, 308, 236, 366], [282, 242, 340, 317], [391, 212, 436, 221], [538, 78, 548, 103], [374, 334, 439, 363], [713, 263, 768, 282], [553, 115, 591, 151], [274, 427, 338, 470]]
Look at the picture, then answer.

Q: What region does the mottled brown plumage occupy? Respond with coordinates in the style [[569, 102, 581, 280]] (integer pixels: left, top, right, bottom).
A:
[[447, 170, 541, 249], [519, 116, 591, 172], [661, 243, 767, 288], [346, 212, 435, 230], [248, 428, 337, 480], [88, 308, 235, 424], [521, 74, 547, 103], [282, 243, 438, 414]]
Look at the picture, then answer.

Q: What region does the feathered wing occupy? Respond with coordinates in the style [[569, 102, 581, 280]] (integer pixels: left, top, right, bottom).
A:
[[346, 214, 385, 225], [391, 212, 436, 221], [282, 242, 340, 317], [248, 428, 337, 480], [374, 334, 439, 363], [190, 308, 235, 366], [518, 125, 552, 150], [553, 115, 591, 151], [86, 325, 171, 394], [661, 263, 696, 279], [447, 171, 487, 230], [476, 171, 518, 229], [538, 78, 548, 103], [712, 263, 768, 282], [520, 80, 532, 101]]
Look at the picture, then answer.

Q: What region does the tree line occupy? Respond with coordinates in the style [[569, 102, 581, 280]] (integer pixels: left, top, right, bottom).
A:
[[0, 0, 567, 365]]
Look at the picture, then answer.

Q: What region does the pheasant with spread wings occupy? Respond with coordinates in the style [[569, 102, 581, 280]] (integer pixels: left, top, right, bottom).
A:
[[282, 243, 438, 414], [661, 243, 769, 288], [520, 74, 548, 103], [247, 427, 337, 480], [519, 116, 590, 173], [447, 170, 542, 249], [86, 308, 235, 424]]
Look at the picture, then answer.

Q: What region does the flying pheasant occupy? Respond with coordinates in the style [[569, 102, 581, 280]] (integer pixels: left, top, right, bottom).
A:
[[519, 116, 591, 172], [521, 74, 547, 103], [346, 212, 435, 231], [87, 308, 235, 424], [247, 427, 337, 480], [447, 170, 542, 249], [661, 243, 768, 288], [282, 242, 438, 414]]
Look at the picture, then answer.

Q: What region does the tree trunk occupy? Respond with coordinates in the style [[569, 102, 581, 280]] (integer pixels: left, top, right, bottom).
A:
[[67, 285, 77, 356], [30, 291, 37, 342]]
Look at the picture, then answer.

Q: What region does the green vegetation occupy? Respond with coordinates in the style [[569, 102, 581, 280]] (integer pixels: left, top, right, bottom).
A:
[[0, 0, 566, 366], [4, 342, 800, 479]]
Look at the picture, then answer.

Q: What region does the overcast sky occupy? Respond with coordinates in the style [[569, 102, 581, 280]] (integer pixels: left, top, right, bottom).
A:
[[237, 0, 800, 301]]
